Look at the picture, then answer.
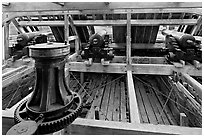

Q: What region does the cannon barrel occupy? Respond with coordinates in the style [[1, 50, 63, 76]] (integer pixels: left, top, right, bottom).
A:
[[162, 30, 195, 49]]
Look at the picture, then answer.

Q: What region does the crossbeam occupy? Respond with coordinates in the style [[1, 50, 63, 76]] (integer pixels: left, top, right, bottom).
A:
[[18, 19, 197, 26], [67, 62, 202, 76], [3, 2, 202, 12]]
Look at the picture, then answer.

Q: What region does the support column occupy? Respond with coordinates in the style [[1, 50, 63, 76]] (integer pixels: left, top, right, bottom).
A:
[[64, 14, 69, 45], [126, 11, 131, 65], [4, 22, 10, 60]]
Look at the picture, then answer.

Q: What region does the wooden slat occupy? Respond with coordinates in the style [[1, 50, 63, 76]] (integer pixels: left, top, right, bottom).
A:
[[120, 81, 127, 122], [149, 78, 177, 125], [136, 79, 158, 124], [2, 65, 27, 80], [100, 77, 112, 120], [66, 118, 201, 135], [181, 73, 202, 99], [106, 77, 116, 121], [3, 2, 201, 12], [112, 80, 121, 121], [18, 19, 197, 26], [127, 71, 140, 123], [134, 78, 149, 123], [126, 11, 131, 64], [3, 22, 9, 60]]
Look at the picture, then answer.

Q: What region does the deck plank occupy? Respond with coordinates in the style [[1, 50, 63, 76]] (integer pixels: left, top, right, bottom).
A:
[[86, 75, 106, 119], [120, 81, 127, 122], [106, 77, 116, 121], [136, 79, 158, 124], [134, 80, 149, 123], [100, 77, 112, 120], [113, 80, 121, 121], [151, 78, 178, 125]]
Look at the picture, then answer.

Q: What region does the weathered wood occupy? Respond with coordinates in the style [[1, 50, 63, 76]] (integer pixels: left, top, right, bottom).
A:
[[2, 66, 35, 88], [18, 19, 197, 26], [64, 14, 69, 44], [131, 57, 167, 64], [106, 77, 115, 121], [65, 118, 202, 135], [120, 81, 127, 122], [134, 78, 149, 123], [137, 80, 158, 124], [181, 73, 202, 99], [68, 62, 201, 76], [3, 2, 201, 12], [126, 11, 131, 64], [112, 80, 121, 121], [180, 113, 188, 126], [127, 71, 140, 123], [2, 65, 27, 80], [3, 22, 10, 60], [100, 77, 112, 120]]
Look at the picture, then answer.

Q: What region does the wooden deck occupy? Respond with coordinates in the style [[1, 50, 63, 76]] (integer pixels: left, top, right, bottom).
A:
[[67, 73, 178, 126]]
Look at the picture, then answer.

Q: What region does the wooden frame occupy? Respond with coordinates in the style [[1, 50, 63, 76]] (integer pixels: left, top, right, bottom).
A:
[[2, 2, 202, 135], [68, 62, 201, 76]]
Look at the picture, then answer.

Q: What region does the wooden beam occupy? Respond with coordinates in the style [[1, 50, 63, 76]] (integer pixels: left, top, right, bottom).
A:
[[64, 14, 69, 44], [66, 118, 201, 135], [131, 57, 167, 64], [180, 73, 202, 99], [127, 70, 140, 123], [2, 66, 34, 88], [68, 62, 201, 76], [3, 2, 201, 12], [2, 65, 27, 80], [3, 22, 10, 60], [126, 11, 131, 64], [18, 19, 197, 26]]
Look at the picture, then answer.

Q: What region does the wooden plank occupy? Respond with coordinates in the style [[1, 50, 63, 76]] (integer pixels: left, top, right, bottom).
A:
[[112, 80, 121, 121], [120, 81, 127, 122], [68, 62, 202, 76], [134, 78, 149, 123], [148, 79, 171, 125], [3, 22, 10, 60], [136, 79, 158, 124], [131, 57, 167, 64], [127, 71, 140, 123], [126, 11, 131, 64], [145, 83, 165, 125], [64, 14, 69, 44], [3, 2, 201, 12], [2, 66, 35, 88], [181, 73, 202, 99], [18, 19, 198, 26], [149, 78, 177, 125], [66, 118, 202, 135], [106, 77, 116, 121], [2, 65, 27, 80], [100, 77, 112, 120], [86, 75, 106, 119]]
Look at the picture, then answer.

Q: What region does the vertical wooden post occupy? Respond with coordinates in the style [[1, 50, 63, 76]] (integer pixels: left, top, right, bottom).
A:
[[95, 107, 100, 120], [180, 113, 188, 126], [4, 22, 10, 60], [64, 14, 69, 45], [126, 11, 131, 65]]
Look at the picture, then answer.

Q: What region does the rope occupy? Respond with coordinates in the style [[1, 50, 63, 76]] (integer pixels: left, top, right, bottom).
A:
[[133, 75, 199, 118], [6, 79, 23, 109], [70, 72, 124, 121]]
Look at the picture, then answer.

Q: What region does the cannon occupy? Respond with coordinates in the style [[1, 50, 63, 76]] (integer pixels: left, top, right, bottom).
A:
[[162, 30, 202, 63], [81, 31, 114, 65], [9, 32, 48, 60]]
